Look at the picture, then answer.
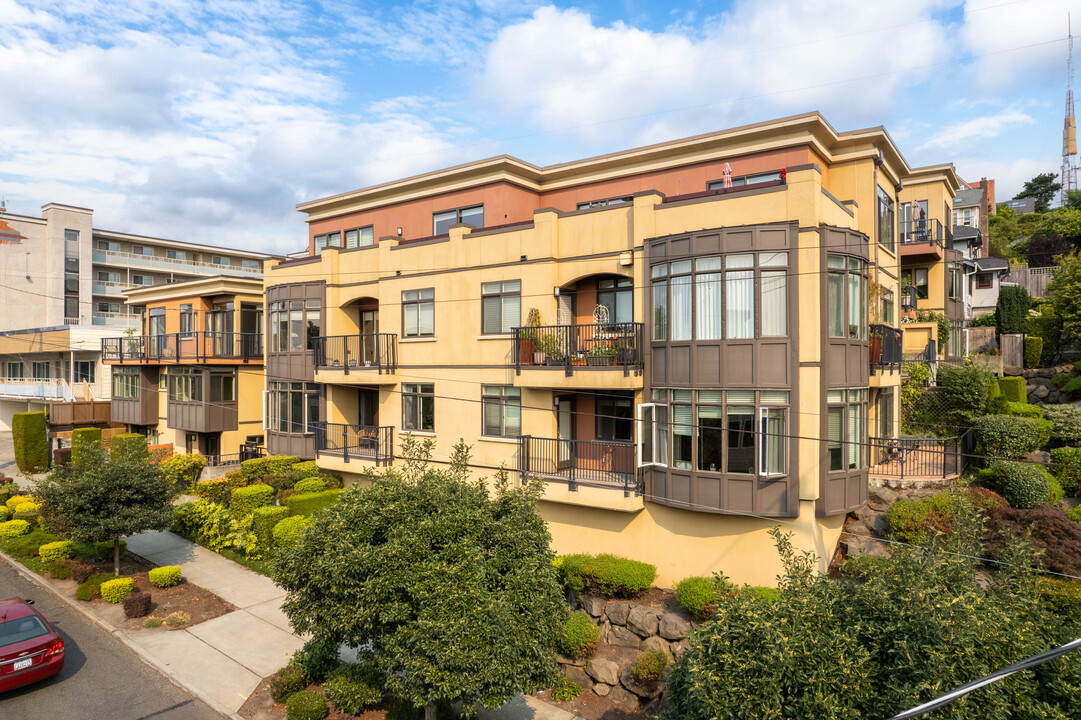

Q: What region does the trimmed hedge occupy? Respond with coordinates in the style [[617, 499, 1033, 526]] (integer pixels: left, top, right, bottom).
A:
[[974, 414, 1049, 457], [1025, 336, 1044, 368], [286, 489, 344, 518], [273, 515, 312, 550], [0, 507, 8, 522], [558, 611, 600, 659], [559, 553, 657, 597], [285, 690, 329, 720], [676, 575, 725, 620], [981, 460, 1052, 509], [123, 591, 152, 618], [11, 411, 48, 472], [101, 577, 134, 604], [998, 377, 1027, 404], [240, 455, 301, 484], [1002, 402, 1043, 419], [887, 492, 972, 544], [270, 664, 307, 703], [324, 664, 382, 715], [293, 478, 326, 495], [291, 460, 320, 478], [230, 483, 274, 517], [71, 427, 102, 465], [0, 520, 31, 539], [162, 453, 207, 494], [1045, 405, 1081, 445], [38, 540, 74, 563], [110, 433, 149, 463], [149, 565, 182, 588], [996, 285, 1031, 335], [1051, 447, 1081, 496], [254, 506, 289, 548], [76, 572, 115, 601], [195, 478, 228, 504]]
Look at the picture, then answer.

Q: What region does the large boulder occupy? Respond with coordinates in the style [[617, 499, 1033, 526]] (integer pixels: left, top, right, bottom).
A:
[[861, 510, 889, 537], [606, 684, 640, 709], [658, 613, 689, 640], [585, 657, 620, 686], [607, 624, 642, 649], [581, 595, 606, 618], [671, 639, 691, 659], [593, 683, 610, 697], [563, 664, 592, 691], [841, 534, 889, 558], [621, 666, 663, 700], [558, 653, 586, 667], [643, 635, 673, 660], [1033, 384, 1051, 400], [605, 600, 631, 626], [627, 605, 660, 637]]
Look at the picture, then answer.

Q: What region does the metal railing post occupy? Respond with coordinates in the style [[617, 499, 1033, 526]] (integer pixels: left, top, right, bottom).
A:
[[564, 325, 573, 377], [514, 329, 521, 376], [342, 424, 350, 463]]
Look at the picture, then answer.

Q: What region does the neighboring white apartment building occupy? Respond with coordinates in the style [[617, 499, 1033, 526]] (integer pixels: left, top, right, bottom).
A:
[[0, 202, 273, 430]]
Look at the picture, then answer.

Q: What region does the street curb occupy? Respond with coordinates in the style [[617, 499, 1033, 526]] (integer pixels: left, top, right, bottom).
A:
[[0, 550, 240, 719]]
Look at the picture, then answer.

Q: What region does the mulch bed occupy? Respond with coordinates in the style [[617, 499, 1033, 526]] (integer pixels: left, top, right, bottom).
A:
[[240, 676, 389, 720]]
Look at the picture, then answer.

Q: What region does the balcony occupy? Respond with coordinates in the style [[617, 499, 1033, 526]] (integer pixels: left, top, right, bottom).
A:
[[899, 219, 952, 260], [101, 332, 263, 364], [312, 334, 397, 382], [518, 436, 638, 495], [0, 378, 74, 402], [92, 312, 140, 328], [92, 249, 262, 278], [46, 400, 111, 426], [512, 323, 643, 389], [313, 421, 394, 466], [869, 324, 902, 375]]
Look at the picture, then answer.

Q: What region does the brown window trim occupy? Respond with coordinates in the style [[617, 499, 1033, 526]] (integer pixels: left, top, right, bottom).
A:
[[976, 273, 992, 289]]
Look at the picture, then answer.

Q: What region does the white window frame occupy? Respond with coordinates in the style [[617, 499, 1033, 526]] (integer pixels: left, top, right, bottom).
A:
[[637, 403, 668, 468]]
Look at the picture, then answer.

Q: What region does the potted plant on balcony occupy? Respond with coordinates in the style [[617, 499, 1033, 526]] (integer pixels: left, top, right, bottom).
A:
[[521, 307, 542, 365], [587, 345, 619, 366]]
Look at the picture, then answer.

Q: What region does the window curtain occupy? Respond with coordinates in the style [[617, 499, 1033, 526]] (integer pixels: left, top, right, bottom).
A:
[[725, 270, 754, 338], [672, 404, 692, 469], [652, 282, 668, 340], [671, 276, 692, 341], [848, 403, 862, 469], [848, 272, 860, 339], [695, 272, 722, 340], [501, 294, 520, 333], [765, 409, 786, 475], [761, 272, 786, 336], [827, 406, 843, 471]]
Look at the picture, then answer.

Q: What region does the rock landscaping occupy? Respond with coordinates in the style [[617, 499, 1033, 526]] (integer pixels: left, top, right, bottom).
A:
[[1019, 363, 1081, 406]]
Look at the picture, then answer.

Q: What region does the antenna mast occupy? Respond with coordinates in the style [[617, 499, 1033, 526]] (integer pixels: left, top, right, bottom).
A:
[[1064, 14, 1078, 206]]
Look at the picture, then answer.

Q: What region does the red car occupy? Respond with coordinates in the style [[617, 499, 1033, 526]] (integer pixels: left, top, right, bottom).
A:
[[0, 598, 65, 692]]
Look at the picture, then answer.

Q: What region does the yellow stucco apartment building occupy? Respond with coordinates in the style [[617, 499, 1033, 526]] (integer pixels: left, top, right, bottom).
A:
[[262, 113, 960, 586]]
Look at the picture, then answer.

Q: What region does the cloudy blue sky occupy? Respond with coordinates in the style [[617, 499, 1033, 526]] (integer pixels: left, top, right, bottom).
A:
[[0, 0, 1075, 254]]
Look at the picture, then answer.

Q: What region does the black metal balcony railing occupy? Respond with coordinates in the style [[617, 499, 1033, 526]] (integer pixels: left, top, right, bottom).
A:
[[513, 323, 644, 377], [313, 421, 394, 466], [518, 436, 638, 495], [312, 334, 397, 375], [869, 324, 903, 375], [899, 219, 952, 247], [205, 445, 265, 468], [102, 332, 263, 363]]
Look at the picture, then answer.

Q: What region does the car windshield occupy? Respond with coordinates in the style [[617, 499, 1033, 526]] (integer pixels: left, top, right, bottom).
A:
[[0, 615, 49, 646]]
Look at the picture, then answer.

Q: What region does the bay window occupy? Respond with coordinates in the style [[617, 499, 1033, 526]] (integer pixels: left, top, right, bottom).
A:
[[267, 382, 322, 434], [827, 255, 868, 340], [269, 300, 321, 351], [827, 389, 867, 472]]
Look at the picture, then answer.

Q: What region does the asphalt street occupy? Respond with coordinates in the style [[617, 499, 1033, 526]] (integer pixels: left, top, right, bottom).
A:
[[0, 559, 225, 720]]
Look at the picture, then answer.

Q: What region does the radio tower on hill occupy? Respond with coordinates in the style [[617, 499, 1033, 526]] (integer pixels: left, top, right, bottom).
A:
[[1064, 15, 1078, 206]]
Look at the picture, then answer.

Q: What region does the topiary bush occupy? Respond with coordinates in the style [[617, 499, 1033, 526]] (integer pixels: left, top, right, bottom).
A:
[[149, 565, 182, 588], [558, 611, 599, 659], [195, 478, 228, 504], [11, 411, 48, 472], [291, 460, 320, 478], [998, 376, 1027, 404], [51, 448, 71, 466], [324, 664, 382, 715], [273, 516, 312, 550], [76, 572, 115, 601], [630, 649, 669, 684], [241, 455, 301, 484], [0, 507, 9, 522], [887, 491, 972, 544], [162, 452, 207, 494], [1002, 401, 1043, 419], [996, 285, 1031, 336], [317, 472, 344, 490], [270, 664, 307, 704], [286, 489, 344, 518], [293, 478, 326, 495], [285, 690, 329, 720], [70, 427, 103, 466], [675, 575, 726, 620], [1051, 447, 1081, 496], [123, 591, 152, 618], [110, 433, 149, 464], [230, 483, 274, 517], [1045, 405, 1081, 445], [974, 414, 1048, 457], [254, 506, 289, 548], [101, 577, 134, 604], [1025, 336, 1044, 368], [980, 460, 1052, 509], [268, 469, 306, 493], [224, 470, 247, 489], [0, 519, 30, 539], [291, 636, 341, 684], [38, 540, 74, 563], [937, 364, 994, 425], [558, 553, 657, 597]]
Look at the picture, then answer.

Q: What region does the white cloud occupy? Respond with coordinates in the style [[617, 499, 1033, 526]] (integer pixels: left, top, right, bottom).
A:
[[959, 0, 1075, 90], [916, 108, 1036, 150]]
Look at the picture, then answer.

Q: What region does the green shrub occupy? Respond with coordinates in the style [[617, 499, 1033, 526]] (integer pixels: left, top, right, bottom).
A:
[[195, 478, 228, 504], [998, 376, 1027, 403], [1045, 405, 1081, 445], [11, 411, 48, 472], [0, 507, 9, 522], [840, 554, 892, 580], [270, 664, 307, 703], [317, 472, 344, 490], [94, 539, 126, 560], [1025, 336, 1044, 368], [1065, 376, 1081, 400], [46, 561, 72, 579], [285, 690, 329, 720], [224, 470, 247, 489], [1049, 474, 1066, 504], [982, 460, 1052, 509], [162, 453, 207, 494], [558, 611, 599, 659], [254, 506, 290, 548], [76, 572, 115, 601], [630, 649, 669, 684], [675, 575, 726, 620], [149, 565, 182, 588], [287, 489, 343, 518], [110, 433, 149, 464], [101, 577, 134, 604], [324, 664, 382, 715], [293, 478, 326, 495], [558, 553, 656, 597], [273, 516, 312, 550], [38, 540, 74, 563], [887, 491, 971, 544], [143, 616, 163, 628], [1051, 447, 1081, 496], [291, 636, 341, 684], [1028, 304, 1063, 366], [1053, 373, 1071, 388], [741, 586, 783, 604], [1070, 504, 1081, 523], [70, 427, 102, 466], [996, 285, 1031, 336], [971, 312, 997, 327], [230, 483, 274, 517], [241, 455, 301, 484], [291, 460, 319, 478], [13, 508, 39, 526], [937, 364, 994, 424], [1040, 578, 1081, 619], [1002, 401, 1043, 419], [268, 469, 306, 493], [974, 414, 1047, 457], [551, 675, 582, 702], [0, 519, 30, 539], [1, 528, 56, 558]]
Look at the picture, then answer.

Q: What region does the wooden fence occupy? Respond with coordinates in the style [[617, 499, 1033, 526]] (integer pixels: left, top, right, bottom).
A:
[[1006, 263, 1054, 298]]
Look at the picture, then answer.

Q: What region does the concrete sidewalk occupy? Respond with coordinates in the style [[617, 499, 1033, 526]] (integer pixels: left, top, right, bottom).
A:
[[20, 528, 580, 720]]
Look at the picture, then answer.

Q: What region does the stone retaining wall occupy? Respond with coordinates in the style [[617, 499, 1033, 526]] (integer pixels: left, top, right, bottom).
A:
[[1019, 364, 1076, 406]]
